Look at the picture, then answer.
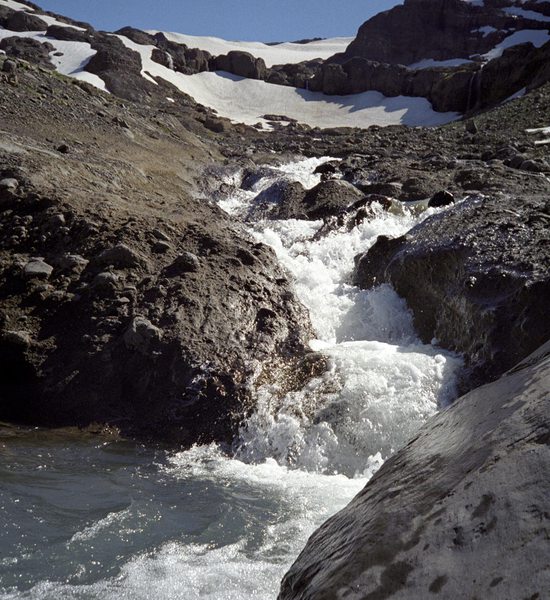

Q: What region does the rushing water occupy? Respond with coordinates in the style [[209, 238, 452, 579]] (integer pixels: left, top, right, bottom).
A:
[[0, 158, 462, 599]]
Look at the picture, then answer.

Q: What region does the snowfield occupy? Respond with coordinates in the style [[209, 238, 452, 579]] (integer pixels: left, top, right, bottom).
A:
[[117, 35, 459, 128], [1, 0, 548, 129], [148, 32, 354, 68]]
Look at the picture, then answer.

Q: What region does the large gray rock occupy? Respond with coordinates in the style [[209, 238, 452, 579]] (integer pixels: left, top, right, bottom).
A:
[[279, 341, 550, 600], [353, 194, 550, 392], [0, 37, 54, 70], [85, 33, 156, 102], [3, 10, 48, 32], [340, 0, 546, 66], [246, 178, 364, 221], [213, 50, 267, 80]]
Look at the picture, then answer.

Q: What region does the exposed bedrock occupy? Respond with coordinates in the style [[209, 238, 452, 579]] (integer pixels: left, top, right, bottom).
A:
[[0, 36, 54, 70], [353, 194, 550, 391], [279, 341, 550, 600], [0, 58, 312, 445], [85, 33, 161, 102], [0, 183, 312, 445], [213, 50, 267, 80], [0, 6, 47, 32], [341, 0, 549, 65], [308, 40, 550, 113]]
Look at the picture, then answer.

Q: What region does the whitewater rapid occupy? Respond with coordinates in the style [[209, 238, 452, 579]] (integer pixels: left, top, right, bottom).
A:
[[0, 158, 462, 600]]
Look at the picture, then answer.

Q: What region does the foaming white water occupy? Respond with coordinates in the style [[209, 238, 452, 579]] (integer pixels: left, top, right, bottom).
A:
[[0, 158, 463, 600], [217, 156, 336, 216], [220, 157, 462, 476], [237, 341, 460, 476]]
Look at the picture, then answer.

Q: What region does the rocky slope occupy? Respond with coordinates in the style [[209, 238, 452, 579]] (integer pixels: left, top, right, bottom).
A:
[[0, 54, 312, 444], [3, 0, 549, 122], [279, 340, 550, 600], [353, 193, 550, 392], [1, 2, 549, 595]]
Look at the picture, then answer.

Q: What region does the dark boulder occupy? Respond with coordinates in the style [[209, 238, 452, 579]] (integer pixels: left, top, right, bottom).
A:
[[115, 26, 157, 46], [153, 33, 212, 74], [3, 10, 47, 32], [213, 51, 267, 80], [0, 37, 54, 69], [301, 180, 364, 220], [185, 47, 211, 72], [86, 34, 155, 101], [247, 180, 307, 221], [0, 190, 312, 446], [340, 0, 541, 66], [353, 194, 550, 391], [151, 47, 172, 69], [267, 59, 322, 88], [428, 190, 455, 207], [249, 179, 364, 221], [46, 24, 91, 43], [280, 341, 550, 600]]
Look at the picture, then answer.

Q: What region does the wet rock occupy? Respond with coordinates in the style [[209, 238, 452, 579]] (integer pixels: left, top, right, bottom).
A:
[[23, 259, 53, 280], [359, 181, 402, 198], [353, 195, 550, 391], [123, 316, 163, 353], [302, 179, 364, 220], [280, 342, 550, 600], [313, 160, 340, 177], [428, 190, 455, 208], [248, 180, 307, 220]]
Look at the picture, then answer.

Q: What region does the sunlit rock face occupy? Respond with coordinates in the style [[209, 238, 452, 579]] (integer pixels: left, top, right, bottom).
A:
[[279, 341, 550, 600]]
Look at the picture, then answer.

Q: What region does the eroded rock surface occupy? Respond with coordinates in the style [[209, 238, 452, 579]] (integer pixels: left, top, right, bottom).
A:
[[0, 54, 312, 445], [280, 341, 550, 600], [353, 194, 550, 391]]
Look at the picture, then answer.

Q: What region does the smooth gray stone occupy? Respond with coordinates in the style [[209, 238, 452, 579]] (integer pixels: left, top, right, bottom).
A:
[[280, 341, 550, 600]]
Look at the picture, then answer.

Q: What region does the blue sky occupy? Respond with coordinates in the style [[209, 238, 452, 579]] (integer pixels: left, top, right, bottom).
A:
[[36, 1, 402, 41]]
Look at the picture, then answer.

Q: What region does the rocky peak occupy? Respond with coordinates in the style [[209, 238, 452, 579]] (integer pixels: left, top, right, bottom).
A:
[[340, 0, 549, 65]]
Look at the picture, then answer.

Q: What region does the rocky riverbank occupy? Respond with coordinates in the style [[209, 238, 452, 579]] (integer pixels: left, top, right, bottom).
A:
[[0, 54, 313, 444], [1, 2, 549, 597]]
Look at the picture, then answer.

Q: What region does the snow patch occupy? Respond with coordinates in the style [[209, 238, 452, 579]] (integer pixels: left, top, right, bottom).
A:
[[146, 32, 353, 68], [0, 0, 34, 11], [117, 34, 459, 129], [482, 29, 550, 59], [407, 57, 474, 70], [503, 6, 550, 22]]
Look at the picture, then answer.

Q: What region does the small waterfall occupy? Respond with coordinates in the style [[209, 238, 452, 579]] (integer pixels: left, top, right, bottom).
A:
[[466, 65, 483, 113]]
